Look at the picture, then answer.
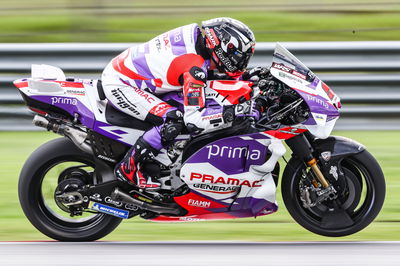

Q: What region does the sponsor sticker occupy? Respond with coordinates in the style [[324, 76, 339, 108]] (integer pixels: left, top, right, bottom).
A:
[[111, 89, 141, 116], [272, 63, 293, 73], [187, 199, 211, 208], [278, 72, 305, 85], [179, 217, 205, 222], [305, 94, 329, 109], [66, 89, 85, 96], [190, 172, 263, 188], [206, 144, 261, 160], [51, 97, 77, 105], [292, 70, 306, 80], [90, 202, 129, 219]]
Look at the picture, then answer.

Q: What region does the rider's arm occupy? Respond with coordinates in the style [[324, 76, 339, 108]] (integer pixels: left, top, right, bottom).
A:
[[182, 67, 260, 134], [182, 66, 232, 134]]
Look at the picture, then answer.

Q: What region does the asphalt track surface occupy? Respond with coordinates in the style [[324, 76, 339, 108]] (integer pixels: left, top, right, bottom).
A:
[[0, 241, 399, 266]]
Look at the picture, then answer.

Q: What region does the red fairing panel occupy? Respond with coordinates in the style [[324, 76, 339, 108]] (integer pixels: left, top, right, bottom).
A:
[[14, 81, 28, 88], [174, 191, 228, 215], [150, 191, 235, 222], [209, 80, 253, 104], [264, 127, 308, 140]]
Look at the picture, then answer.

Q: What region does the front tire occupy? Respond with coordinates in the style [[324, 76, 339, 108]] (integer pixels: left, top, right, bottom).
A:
[[19, 138, 122, 241], [281, 149, 385, 237]]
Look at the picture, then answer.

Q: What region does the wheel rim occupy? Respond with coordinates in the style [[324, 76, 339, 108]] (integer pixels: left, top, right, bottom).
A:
[[32, 158, 108, 231], [293, 157, 377, 231]]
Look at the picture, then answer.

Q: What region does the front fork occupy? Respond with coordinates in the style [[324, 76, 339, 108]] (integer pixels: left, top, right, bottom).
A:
[[285, 134, 331, 189]]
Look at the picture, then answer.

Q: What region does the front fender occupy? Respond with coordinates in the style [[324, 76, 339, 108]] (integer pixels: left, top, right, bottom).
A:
[[313, 135, 365, 159], [311, 135, 366, 189]]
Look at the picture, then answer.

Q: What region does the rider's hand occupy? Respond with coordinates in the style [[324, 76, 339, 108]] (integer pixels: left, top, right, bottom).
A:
[[234, 100, 260, 121], [257, 78, 281, 96], [242, 67, 270, 81]]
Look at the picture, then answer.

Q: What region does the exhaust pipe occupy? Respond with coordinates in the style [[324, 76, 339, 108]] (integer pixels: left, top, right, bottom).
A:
[[33, 115, 92, 154], [111, 187, 183, 216]]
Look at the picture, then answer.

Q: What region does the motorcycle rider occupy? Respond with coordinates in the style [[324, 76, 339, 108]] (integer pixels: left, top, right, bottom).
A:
[[102, 17, 267, 191]]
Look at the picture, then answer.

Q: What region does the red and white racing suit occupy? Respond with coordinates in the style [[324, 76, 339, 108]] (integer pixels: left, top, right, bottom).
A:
[[102, 23, 231, 151]]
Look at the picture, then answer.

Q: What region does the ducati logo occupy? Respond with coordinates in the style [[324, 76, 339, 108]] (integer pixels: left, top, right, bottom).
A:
[[321, 151, 331, 161]]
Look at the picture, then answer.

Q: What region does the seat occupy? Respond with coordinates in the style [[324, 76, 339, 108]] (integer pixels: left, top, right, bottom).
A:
[[105, 103, 153, 131]]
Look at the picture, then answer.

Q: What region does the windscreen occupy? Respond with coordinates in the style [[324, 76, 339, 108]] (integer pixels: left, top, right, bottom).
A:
[[270, 43, 319, 89]]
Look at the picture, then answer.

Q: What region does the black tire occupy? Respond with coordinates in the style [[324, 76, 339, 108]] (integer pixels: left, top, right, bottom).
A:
[[281, 149, 385, 237], [18, 137, 122, 241]]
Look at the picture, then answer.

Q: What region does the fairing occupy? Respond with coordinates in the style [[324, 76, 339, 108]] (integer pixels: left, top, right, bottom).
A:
[[153, 132, 285, 222], [270, 43, 340, 138]]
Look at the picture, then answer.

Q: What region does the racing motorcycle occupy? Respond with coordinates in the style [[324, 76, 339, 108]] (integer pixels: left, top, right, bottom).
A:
[[14, 43, 385, 241]]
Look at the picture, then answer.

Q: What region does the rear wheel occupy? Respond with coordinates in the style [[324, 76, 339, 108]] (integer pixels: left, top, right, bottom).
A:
[[281, 150, 385, 237], [19, 138, 122, 241]]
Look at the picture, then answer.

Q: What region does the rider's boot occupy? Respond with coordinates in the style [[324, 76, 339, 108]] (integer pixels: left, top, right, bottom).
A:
[[114, 137, 161, 191]]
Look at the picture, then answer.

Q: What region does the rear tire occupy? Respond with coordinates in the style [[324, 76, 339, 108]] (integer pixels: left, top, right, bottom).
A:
[[19, 137, 122, 241], [281, 150, 385, 237]]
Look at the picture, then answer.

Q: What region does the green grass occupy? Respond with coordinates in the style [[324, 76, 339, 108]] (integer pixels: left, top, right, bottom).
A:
[[0, 130, 399, 241], [1, 0, 400, 42]]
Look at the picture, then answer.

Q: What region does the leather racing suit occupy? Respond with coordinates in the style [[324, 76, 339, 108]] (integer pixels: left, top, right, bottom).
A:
[[102, 23, 253, 189]]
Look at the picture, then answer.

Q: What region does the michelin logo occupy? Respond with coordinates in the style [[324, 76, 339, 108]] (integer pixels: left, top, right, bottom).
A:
[[91, 202, 129, 219]]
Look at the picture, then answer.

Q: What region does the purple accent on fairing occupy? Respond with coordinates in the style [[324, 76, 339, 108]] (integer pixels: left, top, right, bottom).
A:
[[112, 129, 128, 135], [186, 135, 269, 175], [227, 197, 278, 217], [93, 120, 126, 141], [303, 116, 317, 126], [170, 27, 187, 56], [186, 189, 277, 218], [207, 198, 277, 218], [190, 189, 231, 207], [242, 132, 271, 140], [31, 95, 95, 128], [294, 89, 339, 117], [307, 77, 320, 90]]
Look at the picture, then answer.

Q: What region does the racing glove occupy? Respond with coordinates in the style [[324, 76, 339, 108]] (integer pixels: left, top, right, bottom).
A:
[[242, 67, 270, 81], [223, 100, 261, 123]]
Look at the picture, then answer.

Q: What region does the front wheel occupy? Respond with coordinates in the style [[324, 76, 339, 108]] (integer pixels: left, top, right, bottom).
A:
[[19, 138, 122, 241], [281, 149, 385, 237]]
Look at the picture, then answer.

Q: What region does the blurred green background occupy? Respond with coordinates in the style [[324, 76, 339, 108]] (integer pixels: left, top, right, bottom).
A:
[[1, 0, 400, 42], [1, 0, 400, 241]]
